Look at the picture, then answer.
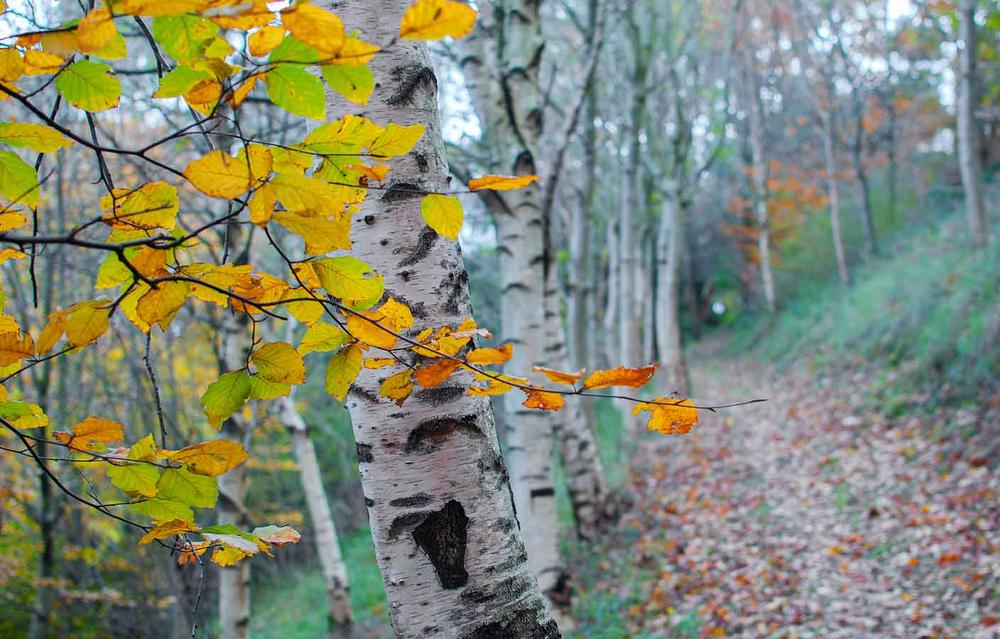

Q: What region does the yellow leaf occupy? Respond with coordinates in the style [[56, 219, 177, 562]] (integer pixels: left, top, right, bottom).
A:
[[581, 363, 658, 390], [414, 358, 460, 388], [211, 545, 252, 567], [0, 248, 26, 264], [379, 369, 413, 406], [532, 366, 585, 385], [52, 416, 124, 451], [248, 183, 276, 226], [251, 342, 305, 384], [281, 3, 344, 53], [466, 372, 523, 397], [271, 172, 351, 214], [325, 343, 362, 401], [521, 388, 564, 411], [183, 146, 271, 199], [227, 74, 256, 108], [35, 311, 66, 355], [298, 321, 350, 355], [466, 343, 512, 366], [468, 174, 540, 191], [0, 48, 24, 82], [207, 0, 272, 29], [280, 288, 324, 326], [364, 358, 395, 369], [65, 301, 111, 347], [0, 210, 27, 232], [345, 298, 413, 350], [367, 123, 425, 158], [168, 439, 248, 477], [248, 26, 285, 57], [77, 7, 117, 53], [136, 281, 189, 330], [632, 398, 699, 435], [100, 182, 179, 230], [420, 194, 463, 240], [272, 211, 352, 255], [139, 519, 198, 545], [0, 330, 34, 366], [0, 123, 72, 152], [23, 50, 64, 75], [400, 0, 476, 40], [312, 256, 384, 309]]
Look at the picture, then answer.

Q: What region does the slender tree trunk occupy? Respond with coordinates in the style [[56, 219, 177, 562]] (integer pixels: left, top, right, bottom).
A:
[[850, 87, 879, 258], [602, 220, 619, 367], [822, 107, 850, 286], [217, 308, 252, 639], [958, 0, 988, 247], [280, 396, 353, 631], [746, 61, 776, 312], [654, 182, 690, 395], [330, 2, 560, 635]]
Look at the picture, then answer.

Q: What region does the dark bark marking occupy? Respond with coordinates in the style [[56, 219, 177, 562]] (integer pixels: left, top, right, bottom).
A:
[[387, 64, 437, 106], [414, 152, 429, 174], [388, 511, 430, 540], [460, 601, 560, 639], [414, 385, 466, 407], [529, 487, 555, 499], [404, 415, 482, 453], [398, 226, 438, 267], [347, 386, 380, 405], [389, 492, 433, 508], [381, 182, 425, 204], [364, 497, 374, 507], [356, 443, 374, 464], [412, 500, 469, 589]]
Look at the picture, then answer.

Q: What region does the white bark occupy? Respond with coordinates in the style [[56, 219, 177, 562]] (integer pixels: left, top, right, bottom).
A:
[[958, 0, 988, 248], [458, 2, 571, 624], [745, 57, 776, 313], [280, 396, 353, 630], [821, 105, 850, 286], [328, 1, 560, 636], [654, 183, 689, 396]]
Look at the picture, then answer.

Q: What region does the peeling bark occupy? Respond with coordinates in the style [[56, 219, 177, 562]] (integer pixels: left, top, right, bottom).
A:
[[326, 1, 559, 636]]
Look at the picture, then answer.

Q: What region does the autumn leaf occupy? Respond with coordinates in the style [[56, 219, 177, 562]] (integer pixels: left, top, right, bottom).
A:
[[0, 122, 72, 152], [100, 182, 179, 230], [136, 281, 189, 330], [298, 321, 351, 355], [65, 300, 111, 348], [414, 358, 460, 388], [252, 525, 301, 547], [52, 416, 124, 451], [133, 498, 194, 524], [183, 147, 271, 199], [0, 330, 34, 366], [251, 342, 305, 384], [248, 26, 285, 57], [168, 439, 248, 477], [421, 194, 463, 240], [522, 388, 564, 411], [55, 60, 120, 112], [139, 519, 199, 545], [157, 467, 218, 509], [532, 366, 585, 385], [325, 343, 363, 402], [466, 343, 513, 365], [312, 256, 384, 309], [468, 174, 540, 191], [632, 398, 699, 435], [346, 298, 414, 350], [379, 369, 414, 406], [367, 123, 425, 157], [581, 363, 658, 390], [281, 4, 344, 53], [76, 7, 118, 53], [210, 545, 252, 567], [400, 0, 477, 40], [108, 458, 160, 498]]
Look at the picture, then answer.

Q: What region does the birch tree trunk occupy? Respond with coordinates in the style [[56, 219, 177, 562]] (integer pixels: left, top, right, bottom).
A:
[[458, 2, 570, 623], [745, 60, 776, 313], [958, 0, 988, 248], [280, 395, 353, 631], [602, 219, 619, 367], [217, 307, 252, 639], [329, 2, 560, 636], [654, 182, 690, 395], [821, 105, 850, 286]]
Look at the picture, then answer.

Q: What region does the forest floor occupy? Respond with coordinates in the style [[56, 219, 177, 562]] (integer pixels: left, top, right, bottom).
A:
[[571, 357, 999, 639]]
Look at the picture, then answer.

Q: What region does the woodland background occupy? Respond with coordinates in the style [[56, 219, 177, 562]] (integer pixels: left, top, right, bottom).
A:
[[0, 0, 997, 637]]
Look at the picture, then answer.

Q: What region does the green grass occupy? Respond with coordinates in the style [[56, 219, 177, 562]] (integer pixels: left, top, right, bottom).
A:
[[724, 212, 999, 408], [249, 527, 388, 638]]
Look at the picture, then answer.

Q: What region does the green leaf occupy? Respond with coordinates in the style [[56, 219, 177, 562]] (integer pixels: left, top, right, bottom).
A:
[[248, 375, 291, 400], [108, 461, 160, 497], [321, 64, 374, 105], [0, 401, 48, 429], [0, 150, 40, 206], [0, 123, 72, 152], [298, 321, 350, 355], [312, 256, 384, 309], [157, 467, 218, 509], [154, 65, 213, 98], [201, 370, 251, 429], [421, 193, 463, 240], [152, 15, 218, 63], [251, 342, 305, 384], [268, 36, 320, 64], [265, 65, 326, 120], [132, 498, 194, 524], [55, 60, 120, 112]]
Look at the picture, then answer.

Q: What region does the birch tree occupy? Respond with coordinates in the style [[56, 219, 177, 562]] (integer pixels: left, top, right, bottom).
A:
[[957, 0, 988, 247]]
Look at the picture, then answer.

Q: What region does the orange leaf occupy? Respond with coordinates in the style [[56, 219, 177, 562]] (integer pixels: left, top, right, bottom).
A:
[[532, 365, 585, 385], [140, 519, 198, 545], [379, 369, 414, 406], [522, 388, 564, 411], [581, 364, 658, 390], [466, 343, 512, 365], [52, 416, 124, 451], [632, 398, 698, 435], [414, 359, 460, 388], [468, 174, 540, 191]]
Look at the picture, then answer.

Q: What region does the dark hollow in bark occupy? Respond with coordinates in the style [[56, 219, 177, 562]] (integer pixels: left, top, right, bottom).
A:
[[460, 604, 560, 639], [412, 500, 470, 589], [404, 415, 483, 453]]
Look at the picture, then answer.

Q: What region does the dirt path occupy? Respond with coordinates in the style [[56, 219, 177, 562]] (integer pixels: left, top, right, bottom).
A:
[[580, 359, 999, 638]]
